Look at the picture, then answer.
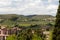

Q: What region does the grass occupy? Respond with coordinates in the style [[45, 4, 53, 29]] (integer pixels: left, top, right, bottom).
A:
[[19, 23, 31, 27], [49, 31, 53, 40]]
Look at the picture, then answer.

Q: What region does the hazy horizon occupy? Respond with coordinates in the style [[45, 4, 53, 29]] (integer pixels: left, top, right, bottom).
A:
[[0, 0, 59, 16], [0, 14, 56, 16]]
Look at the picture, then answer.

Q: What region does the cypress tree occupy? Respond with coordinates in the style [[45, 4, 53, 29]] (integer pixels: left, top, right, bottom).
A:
[[53, 0, 60, 40]]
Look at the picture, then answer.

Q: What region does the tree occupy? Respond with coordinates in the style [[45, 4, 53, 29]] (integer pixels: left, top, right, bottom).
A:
[[52, 0, 60, 40], [17, 28, 43, 40], [17, 29, 32, 40], [10, 16, 18, 21]]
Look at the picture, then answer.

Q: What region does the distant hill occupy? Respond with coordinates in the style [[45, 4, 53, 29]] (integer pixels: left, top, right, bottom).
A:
[[0, 14, 55, 26], [0, 14, 55, 21], [26, 15, 55, 18], [0, 14, 55, 19], [29, 15, 55, 19]]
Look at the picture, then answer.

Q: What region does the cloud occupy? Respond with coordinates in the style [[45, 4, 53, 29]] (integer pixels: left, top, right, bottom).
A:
[[0, 0, 59, 16], [47, 5, 58, 10]]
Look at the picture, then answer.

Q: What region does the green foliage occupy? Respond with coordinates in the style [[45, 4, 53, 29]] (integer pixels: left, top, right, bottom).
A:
[[52, 1, 60, 40], [10, 16, 18, 21], [32, 34, 42, 40], [6, 34, 17, 40], [17, 29, 32, 40], [46, 23, 53, 26], [17, 29, 43, 40]]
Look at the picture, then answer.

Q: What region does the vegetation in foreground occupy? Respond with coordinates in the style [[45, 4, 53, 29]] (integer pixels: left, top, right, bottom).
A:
[[52, 1, 60, 40]]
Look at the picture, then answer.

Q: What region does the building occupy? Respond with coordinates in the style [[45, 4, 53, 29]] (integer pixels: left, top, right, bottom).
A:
[[0, 26, 21, 40]]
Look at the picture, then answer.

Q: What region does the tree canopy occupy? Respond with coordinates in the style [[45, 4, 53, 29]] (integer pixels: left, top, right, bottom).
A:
[[53, 0, 60, 40]]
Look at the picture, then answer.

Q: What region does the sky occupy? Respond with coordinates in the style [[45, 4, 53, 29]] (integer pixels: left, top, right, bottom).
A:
[[0, 0, 59, 16]]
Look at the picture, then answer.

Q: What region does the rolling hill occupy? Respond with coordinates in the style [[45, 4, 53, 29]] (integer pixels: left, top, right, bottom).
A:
[[0, 14, 55, 27]]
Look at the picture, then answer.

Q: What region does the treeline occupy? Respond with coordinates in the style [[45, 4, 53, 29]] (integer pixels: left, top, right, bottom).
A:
[[52, 1, 60, 40]]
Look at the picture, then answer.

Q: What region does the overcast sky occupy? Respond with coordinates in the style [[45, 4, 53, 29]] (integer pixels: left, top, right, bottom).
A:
[[0, 0, 59, 16]]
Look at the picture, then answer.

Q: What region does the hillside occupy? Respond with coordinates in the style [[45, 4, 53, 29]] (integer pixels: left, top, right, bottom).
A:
[[0, 14, 55, 27]]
